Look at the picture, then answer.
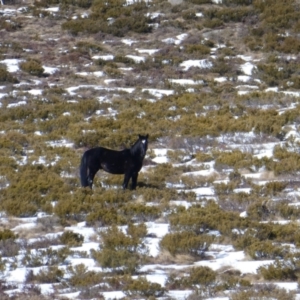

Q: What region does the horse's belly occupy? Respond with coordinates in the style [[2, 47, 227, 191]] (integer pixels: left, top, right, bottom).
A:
[[101, 163, 124, 174]]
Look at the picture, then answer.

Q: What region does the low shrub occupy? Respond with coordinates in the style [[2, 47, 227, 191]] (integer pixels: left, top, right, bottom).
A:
[[20, 59, 44, 77], [124, 276, 165, 297], [92, 223, 148, 274], [121, 203, 161, 222], [21, 247, 70, 267], [246, 240, 288, 260], [271, 145, 300, 175], [26, 266, 64, 284], [160, 231, 214, 257], [166, 267, 217, 296], [62, 0, 152, 36], [60, 230, 84, 247], [185, 44, 211, 56], [0, 165, 69, 217], [86, 206, 125, 226], [0, 229, 17, 241], [216, 269, 251, 293], [233, 222, 300, 254], [0, 66, 18, 83], [203, 18, 223, 29], [259, 259, 298, 281], [169, 201, 250, 236], [230, 283, 295, 300], [67, 264, 103, 287], [214, 149, 253, 170]]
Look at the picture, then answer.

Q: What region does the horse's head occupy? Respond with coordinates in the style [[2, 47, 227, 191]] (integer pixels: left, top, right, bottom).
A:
[[137, 134, 148, 157]]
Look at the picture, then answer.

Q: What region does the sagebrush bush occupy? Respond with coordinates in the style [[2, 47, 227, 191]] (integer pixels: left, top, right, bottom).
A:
[[0, 229, 17, 241], [169, 201, 250, 236], [124, 276, 165, 297], [259, 259, 298, 281], [26, 266, 64, 284], [166, 266, 217, 296], [246, 240, 288, 260], [160, 231, 214, 257], [62, 0, 152, 36], [0, 65, 19, 83], [230, 283, 295, 300], [0, 164, 69, 217], [92, 223, 148, 274], [60, 230, 84, 247], [20, 58, 44, 77], [67, 264, 103, 287], [21, 247, 70, 267]]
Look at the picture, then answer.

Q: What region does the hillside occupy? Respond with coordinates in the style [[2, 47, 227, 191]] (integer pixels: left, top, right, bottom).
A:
[[1, 0, 300, 299]]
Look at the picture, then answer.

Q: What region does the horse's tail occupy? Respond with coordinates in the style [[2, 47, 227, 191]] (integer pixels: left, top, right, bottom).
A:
[[80, 152, 89, 187]]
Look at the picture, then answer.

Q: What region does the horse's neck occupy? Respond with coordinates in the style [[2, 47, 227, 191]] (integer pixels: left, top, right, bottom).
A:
[[130, 143, 145, 159]]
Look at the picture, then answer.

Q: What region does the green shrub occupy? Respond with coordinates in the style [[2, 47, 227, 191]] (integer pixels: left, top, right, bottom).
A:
[[246, 240, 288, 260], [20, 59, 44, 77], [26, 266, 64, 284], [182, 10, 196, 20], [230, 283, 295, 300], [0, 165, 68, 217], [216, 269, 251, 293], [124, 276, 165, 297], [166, 267, 217, 296], [67, 264, 103, 287], [92, 224, 147, 274], [233, 222, 300, 253], [60, 230, 84, 247], [86, 206, 125, 226], [0, 229, 17, 241], [263, 181, 288, 196], [160, 231, 214, 256], [203, 18, 223, 29], [185, 44, 211, 56], [195, 152, 214, 163], [270, 145, 300, 175], [62, 0, 152, 36], [276, 202, 300, 220], [142, 163, 175, 189], [189, 266, 216, 286], [215, 149, 251, 169], [0, 66, 18, 83], [54, 189, 92, 221], [21, 247, 70, 267], [259, 259, 298, 281], [121, 203, 161, 222], [169, 201, 250, 236]]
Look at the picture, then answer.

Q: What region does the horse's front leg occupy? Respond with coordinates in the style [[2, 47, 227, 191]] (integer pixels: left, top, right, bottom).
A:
[[131, 172, 138, 190], [122, 172, 131, 189]]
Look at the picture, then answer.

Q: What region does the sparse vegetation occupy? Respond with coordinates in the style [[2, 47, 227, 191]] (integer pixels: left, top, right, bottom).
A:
[[1, 0, 300, 298]]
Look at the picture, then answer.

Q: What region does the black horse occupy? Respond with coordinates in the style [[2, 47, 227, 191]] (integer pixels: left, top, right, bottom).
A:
[[80, 134, 149, 189]]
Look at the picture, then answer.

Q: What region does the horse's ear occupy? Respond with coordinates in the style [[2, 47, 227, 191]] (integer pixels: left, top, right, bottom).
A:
[[146, 134, 149, 139]]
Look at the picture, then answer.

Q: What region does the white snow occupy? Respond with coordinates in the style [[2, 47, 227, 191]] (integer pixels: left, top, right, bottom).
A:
[[180, 59, 213, 71]]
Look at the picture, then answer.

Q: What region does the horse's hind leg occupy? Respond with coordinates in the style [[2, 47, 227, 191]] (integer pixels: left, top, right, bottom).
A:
[[87, 168, 97, 189]]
